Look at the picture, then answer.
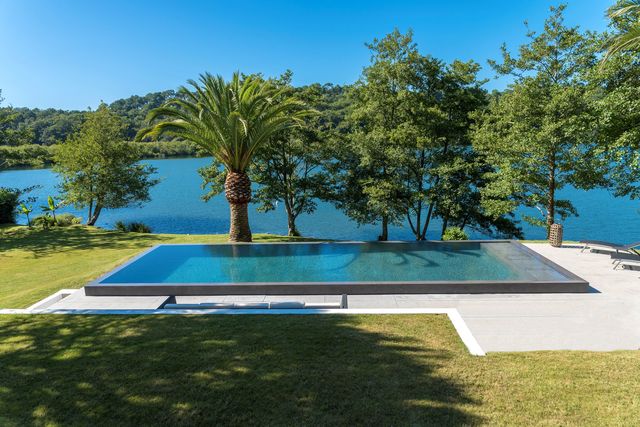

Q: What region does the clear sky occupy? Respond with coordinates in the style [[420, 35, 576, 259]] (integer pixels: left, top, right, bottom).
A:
[[0, 0, 612, 110]]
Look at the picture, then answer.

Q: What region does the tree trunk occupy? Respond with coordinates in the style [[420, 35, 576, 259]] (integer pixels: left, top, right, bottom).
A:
[[378, 216, 389, 241], [229, 203, 252, 242], [546, 162, 556, 239], [87, 204, 102, 226], [441, 214, 449, 239], [225, 171, 252, 242], [287, 213, 300, 237], [421, 202, 436, 241]]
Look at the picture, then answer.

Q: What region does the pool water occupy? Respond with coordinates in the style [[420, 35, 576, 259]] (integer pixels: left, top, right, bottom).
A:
[[99, 241, 571, 284]]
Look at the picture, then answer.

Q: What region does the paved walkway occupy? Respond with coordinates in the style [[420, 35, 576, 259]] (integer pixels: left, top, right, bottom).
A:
[[40, 243, 640, 353]]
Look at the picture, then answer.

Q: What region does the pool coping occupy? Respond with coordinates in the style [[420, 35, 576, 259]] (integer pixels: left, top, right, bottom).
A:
[[84, 240, 590, 296]]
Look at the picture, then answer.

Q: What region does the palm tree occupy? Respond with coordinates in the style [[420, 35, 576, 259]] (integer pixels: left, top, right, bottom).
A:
[[137, 72, 310, 242], [19, 203, 33, 227], [40, 195, 61, 224], [603, 0, 640, 62]]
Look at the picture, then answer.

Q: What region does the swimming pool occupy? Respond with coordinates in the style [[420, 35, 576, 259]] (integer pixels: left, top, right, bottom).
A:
[[85, 241, 589, 296]]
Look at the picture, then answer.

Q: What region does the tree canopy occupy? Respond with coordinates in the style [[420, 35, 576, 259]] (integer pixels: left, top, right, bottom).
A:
[[54, 104, 158, 226]]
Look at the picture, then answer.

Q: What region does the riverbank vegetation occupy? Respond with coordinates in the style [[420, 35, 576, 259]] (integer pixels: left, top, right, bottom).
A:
[[1, 2, 639, 241]]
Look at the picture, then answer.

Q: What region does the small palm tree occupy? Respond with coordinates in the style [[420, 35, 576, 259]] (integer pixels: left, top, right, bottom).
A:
[[19, 203, 33, 227], [603, 0, 640, 62], [40, 196, 61, 225], [138, 72, 311, 242]]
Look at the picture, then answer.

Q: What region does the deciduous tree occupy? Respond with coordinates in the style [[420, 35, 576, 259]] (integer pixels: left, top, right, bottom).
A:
[[55, 104, 158, 225], [473, 5, 602, 237]]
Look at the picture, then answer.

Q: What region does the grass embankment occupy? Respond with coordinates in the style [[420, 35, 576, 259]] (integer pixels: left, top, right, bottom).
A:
[[0, 225, 300, 308], [0, 226, 638, 425]]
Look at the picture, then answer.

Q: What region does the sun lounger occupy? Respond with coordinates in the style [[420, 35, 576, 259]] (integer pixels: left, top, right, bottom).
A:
[[613, 258, 640, 270], [580, 240, 640, 256]]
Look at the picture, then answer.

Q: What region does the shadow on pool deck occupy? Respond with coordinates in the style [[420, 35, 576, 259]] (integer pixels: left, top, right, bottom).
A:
[[0, 314, 482, 425]]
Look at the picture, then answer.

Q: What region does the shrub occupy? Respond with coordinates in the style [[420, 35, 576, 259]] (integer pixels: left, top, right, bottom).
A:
[[0, 186, 39, 224], [0, 187, 20, 224], [55, 213, 82, 227], [33, 214, 55, 230], [127, 222, 152, 233], [114, 221, 152, 233], [442, 227, 469, 241]]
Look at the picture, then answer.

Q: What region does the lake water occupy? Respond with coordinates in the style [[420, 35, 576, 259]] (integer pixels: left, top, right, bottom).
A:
[[1, 157, 637, 241]]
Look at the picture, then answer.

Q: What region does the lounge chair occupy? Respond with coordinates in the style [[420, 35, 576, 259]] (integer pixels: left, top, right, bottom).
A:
[[580, 240, 640, 256], [613, 258, 640, 270]]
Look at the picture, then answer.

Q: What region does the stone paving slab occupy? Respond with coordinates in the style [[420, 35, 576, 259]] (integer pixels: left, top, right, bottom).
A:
[[48, 290, 169, 310]]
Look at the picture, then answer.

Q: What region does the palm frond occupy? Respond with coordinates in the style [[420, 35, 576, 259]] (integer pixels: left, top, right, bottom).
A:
[[603, 0, 640, 62], [136, 72, 314, 172]]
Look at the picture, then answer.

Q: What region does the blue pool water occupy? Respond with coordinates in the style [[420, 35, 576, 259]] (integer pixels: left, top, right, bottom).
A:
[[1, 156, 638, 241], [99, 242, 571, 284]]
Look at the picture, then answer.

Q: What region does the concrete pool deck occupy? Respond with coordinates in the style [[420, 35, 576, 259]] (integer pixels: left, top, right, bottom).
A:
[[9, 243, 640, 353]]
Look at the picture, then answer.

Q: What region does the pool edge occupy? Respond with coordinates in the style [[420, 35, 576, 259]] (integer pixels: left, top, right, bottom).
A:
[[85, 241, 591, 296]]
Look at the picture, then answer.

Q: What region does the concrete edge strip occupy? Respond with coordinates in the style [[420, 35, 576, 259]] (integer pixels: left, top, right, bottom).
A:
[[445, 309, 486, 356], [25, 289, 79, 311], [0, 306, 485, 356]]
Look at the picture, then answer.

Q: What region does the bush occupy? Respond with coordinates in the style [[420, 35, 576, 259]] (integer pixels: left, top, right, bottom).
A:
[[114, 221, 152, 233], [55, 213, 82, 226], [127, 222, 152, 233], [33, 214, 55, 230], [0, 187, 20, 224], [442, 227, 469, 241]]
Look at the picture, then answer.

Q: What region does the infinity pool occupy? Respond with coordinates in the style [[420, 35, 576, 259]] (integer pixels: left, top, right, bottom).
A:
[[86, 241, 589, 295]]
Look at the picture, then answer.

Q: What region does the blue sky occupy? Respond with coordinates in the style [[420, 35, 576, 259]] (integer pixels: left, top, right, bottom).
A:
[[0, 0, 612, 110]]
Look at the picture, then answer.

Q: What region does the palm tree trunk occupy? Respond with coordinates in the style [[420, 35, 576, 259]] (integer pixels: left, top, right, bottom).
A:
[[225, 171, 252, 242], [229, 203, 252, 242]]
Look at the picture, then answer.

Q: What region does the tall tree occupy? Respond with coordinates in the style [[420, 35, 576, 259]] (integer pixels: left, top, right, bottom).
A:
[[138, 72, 310, 242], [422, 61, 523, 239], [328, 30, 520, 240], [472, 5, 602, 237], [55, 104, 158, 225], [339, 29, 419, 240], [603, 0, 640, 62], [249, 74, 326, 236], [589, 37, 640, 199]]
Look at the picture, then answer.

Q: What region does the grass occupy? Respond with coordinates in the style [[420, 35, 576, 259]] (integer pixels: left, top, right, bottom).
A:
[[0, 314, 639, 425], [0, 225, 639, 425]]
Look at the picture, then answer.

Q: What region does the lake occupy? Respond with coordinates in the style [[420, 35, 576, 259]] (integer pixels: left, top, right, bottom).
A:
[[1, 157, 637, 241]]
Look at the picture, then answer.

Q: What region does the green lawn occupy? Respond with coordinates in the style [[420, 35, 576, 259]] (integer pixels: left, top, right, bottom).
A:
[[0, 226, 639, 425], [0, 314, 639, 426]]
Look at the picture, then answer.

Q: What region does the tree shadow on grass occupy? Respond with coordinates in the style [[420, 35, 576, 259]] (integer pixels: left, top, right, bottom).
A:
[[0, 226, 310, 259], [0, 226, 166, 258], [0, 315, 483, 425]]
